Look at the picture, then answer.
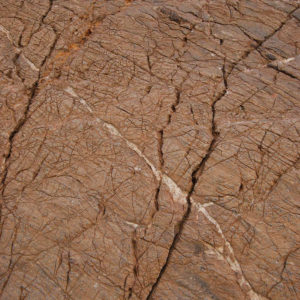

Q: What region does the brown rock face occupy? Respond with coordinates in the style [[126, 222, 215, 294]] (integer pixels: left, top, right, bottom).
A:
[[0, 1, 299, 299]]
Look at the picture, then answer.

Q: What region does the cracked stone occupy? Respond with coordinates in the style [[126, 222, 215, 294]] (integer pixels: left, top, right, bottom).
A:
[[0, 0, 299, 299]]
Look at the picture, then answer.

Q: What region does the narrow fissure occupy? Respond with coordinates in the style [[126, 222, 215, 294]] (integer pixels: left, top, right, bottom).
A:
[[0, 0, 59, 221], [157, 130, 164, 167], [221, 6, 298, 83], [65, 251, 72, 292], [146, 56, 230, 299], [267, 64, 298, 80], [153, 181, 161, 212], [144, 11, 296, 292], [128, 232, 138, 299]]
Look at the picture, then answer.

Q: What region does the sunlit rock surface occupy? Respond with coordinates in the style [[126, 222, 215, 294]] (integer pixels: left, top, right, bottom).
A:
[[0, 1, 299, 299]]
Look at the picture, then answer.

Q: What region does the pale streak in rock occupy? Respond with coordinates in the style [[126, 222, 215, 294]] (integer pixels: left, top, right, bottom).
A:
[[0, 24, 14, 44], [193, 202, 266, 300], [64, 87, 264, 300], [243, 56, 298, 73], [21, 53, 39, 72], [107, 121, 265, 300], [65, 87, 79, 98], [280, 57, 295, 64], [161, 175, 187, 204], [125, 221, 139, 229], [0, 25, 41, 73], [65, 87, 93, 113]]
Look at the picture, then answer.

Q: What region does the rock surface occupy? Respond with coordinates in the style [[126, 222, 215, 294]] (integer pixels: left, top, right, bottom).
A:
[[0, 0, 299, 299]]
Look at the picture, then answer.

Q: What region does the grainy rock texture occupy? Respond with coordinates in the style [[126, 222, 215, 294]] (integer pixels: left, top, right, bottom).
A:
[[0, 0, 299, 299]]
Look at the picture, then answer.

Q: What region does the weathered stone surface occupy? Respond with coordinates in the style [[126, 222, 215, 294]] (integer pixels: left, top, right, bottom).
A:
[[0, 1, 299, 299]]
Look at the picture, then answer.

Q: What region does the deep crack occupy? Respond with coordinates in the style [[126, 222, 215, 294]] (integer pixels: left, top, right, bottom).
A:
[[267, 64, 298, 80], [0, 0, 59, 222], [222, 6, 299, 83], [146, 52, 230, 300]]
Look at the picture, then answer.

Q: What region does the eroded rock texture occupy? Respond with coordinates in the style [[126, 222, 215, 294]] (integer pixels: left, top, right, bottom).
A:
[[0, 0, 299, 299]]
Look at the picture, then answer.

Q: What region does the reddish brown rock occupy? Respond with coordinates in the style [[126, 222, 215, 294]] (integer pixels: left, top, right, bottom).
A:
[[0, 1, 299, 299]]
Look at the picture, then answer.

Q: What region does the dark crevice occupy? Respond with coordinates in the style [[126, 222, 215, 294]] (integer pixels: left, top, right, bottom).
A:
[[237, 26, 261, 45], [19, 285, 28, 300], [168, 88, 181, 124], [145, 188, 191, 300], [151, 130, 163, 218], [17, 27, 24, 48], [0, 34, 57, 195], [23, 0, 55, 48], [40, 33, 59, 68], [146, 57, 228, 299], [239, 183, 244, 191], [158, 130, 164, 167], [123, 274, 130, 299], [147, 99, 223, 300], [156, 87, 181, 183], [128, 233, 138, 299], [153, 181, 161, 213], [167, 115, 171, 123], [267, 64, 298, 80], [160, 7, 187, 25], [65, 251, 71, 291], [265, 53, 277, 61], [12, 52, 21, 81], [147, 55, 152, 71], [132, 238, 138, 276], [190, 106, 199, 125], [1, 3, 298, 299], [172, 89, 181, 112], [146, 135, 217, 299], [145, 10, 299, 297], [145, 85, 152, 94], [127, 288, 132, 299], [0, 0, 59, 216], [221, 62, 228, 89], [2, 0, 59, 188], [41, 0, 54, 24], [223, 6, 299, 81], [0, 80, 37, 197]]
